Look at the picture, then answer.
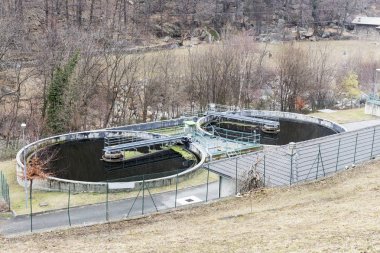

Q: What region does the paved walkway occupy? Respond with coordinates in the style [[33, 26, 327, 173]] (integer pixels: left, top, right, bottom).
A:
[[342, 120, 380, 131], [0, 181, 234, 236]]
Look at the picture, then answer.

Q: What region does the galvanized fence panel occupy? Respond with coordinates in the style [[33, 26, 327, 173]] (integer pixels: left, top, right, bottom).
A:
[[207, 124, 380, 189], [261, 147, 291, 186], [289, 125, 380, 185]]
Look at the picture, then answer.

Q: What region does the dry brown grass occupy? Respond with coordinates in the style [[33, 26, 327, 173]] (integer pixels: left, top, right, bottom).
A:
[[2, 159, 380, 252], [310, 107, 380, 124]]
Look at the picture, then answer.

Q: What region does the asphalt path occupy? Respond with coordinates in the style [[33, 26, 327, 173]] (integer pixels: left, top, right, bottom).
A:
[[0, 181, 228, 236], [342, 119, 380, 131]]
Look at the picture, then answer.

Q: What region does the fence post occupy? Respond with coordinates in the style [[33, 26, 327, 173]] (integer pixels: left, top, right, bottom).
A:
[[206, 164, 210, 202], [1, 172, 3, 197], [353, 133, 358, 164], [235, 157, 238, 194], [290, 153, 293, 185], [175, 169, 178, 208], [335, 138, 341, 172], [315, 145, 321, 180], [370, 127, 376, 159], [0, 172, 3, 197], [142, 175, 145, 215], [218, 176, 222, 198], [30, 182, 33, 232], [288, 142, 296, 185], [7, 184, 10, 211], [67, 184, 71, 226], [106, 183, 109, 222], [263, 155, 266, 187]]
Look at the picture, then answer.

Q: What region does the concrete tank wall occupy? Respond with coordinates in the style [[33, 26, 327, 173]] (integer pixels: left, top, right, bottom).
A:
[[16, 128, 206, 193]]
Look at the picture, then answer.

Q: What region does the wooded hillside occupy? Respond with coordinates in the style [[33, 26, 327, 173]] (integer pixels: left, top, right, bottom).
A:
[[1, 0, 380, 155]]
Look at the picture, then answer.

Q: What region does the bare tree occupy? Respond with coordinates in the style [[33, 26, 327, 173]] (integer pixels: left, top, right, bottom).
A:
[[89, 0, 96, 24], [102, 51, 142, 127], [0, 63, 35, 146], [307, 45, 336, 110], [76, 0, 84, 27], [276, 43, 311, 112]]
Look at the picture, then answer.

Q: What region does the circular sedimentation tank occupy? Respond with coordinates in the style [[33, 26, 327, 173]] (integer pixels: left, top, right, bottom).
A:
[[204, 118, 338, 145], [197, 110, 345, 145], [44, 139, 198, 182], [16, 130, 207, 192]]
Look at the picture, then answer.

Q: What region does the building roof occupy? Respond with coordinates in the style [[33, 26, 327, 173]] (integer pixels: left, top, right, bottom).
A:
[[352, 16, 380, 26]]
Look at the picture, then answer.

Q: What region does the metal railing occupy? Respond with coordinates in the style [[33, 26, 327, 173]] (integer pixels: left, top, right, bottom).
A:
[[205, 125, 261, 145], [0, 171, 10, 211]]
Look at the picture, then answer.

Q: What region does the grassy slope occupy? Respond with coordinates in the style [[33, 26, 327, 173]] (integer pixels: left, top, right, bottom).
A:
[[1, 160, 380, 252]]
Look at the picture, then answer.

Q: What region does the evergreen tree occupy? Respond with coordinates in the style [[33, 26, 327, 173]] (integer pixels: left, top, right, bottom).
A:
[[47, 52, 79, 134]]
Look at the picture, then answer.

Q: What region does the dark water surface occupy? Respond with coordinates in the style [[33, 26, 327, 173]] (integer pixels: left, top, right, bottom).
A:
[[209, 118, 337, 145], [45, 118, 337, 182], [45, 139, 195, 182], [266, 119, 337, 145]]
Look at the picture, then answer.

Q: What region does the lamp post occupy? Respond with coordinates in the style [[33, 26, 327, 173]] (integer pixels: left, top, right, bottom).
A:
[[21, 123, 28, 208]]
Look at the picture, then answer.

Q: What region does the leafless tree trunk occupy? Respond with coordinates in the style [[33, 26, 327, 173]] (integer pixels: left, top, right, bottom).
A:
[[76, 0, 83, 27], [15, 0, 23, 20], [45, 0, 49, 29], [102, 51, 142, 127], [308, 45, 335, 110], [90, 0, 95, 24], [276, 43, 311, 112], [1, 64, 35, 146], [123, 0, 128, 27], [310, 0, 320, 36]]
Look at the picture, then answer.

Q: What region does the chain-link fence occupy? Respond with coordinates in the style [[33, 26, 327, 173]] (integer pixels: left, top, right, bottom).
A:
[[12, 166, 234, 234], [0, 171, 10, 211]]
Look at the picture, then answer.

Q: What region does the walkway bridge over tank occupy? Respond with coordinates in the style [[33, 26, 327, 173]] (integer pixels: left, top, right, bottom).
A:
[[207, 112, 279, 128], [103, 136, 189, 153]]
